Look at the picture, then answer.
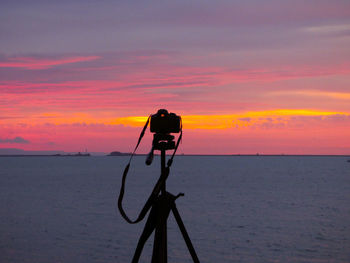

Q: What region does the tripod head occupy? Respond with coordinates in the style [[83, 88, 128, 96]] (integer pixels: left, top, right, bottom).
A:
[[146, 133, 175, 165], [153, 133, 176, 150]]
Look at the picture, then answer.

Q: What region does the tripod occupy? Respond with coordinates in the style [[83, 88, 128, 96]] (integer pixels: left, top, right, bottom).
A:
[[131, 134, 200, 263]]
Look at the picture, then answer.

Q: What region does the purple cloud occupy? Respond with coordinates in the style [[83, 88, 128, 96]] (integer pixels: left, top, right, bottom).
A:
[[0, 136, 30, 144]]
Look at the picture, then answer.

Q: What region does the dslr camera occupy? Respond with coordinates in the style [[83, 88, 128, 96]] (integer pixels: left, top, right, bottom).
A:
[[150, 109, 181, 134]]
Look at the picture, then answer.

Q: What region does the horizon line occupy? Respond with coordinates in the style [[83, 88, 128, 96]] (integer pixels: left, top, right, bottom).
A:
[[0, 154, 349, 157]]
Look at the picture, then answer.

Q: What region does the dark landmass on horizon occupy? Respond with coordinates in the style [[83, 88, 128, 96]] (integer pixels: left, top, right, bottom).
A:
[[107, 151, 132, 156], [0, 148, 103, 156], [0, 154, 90, 157]]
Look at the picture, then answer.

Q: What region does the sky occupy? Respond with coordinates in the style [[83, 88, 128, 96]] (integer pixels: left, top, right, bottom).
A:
[[1, 0, 350, 154]]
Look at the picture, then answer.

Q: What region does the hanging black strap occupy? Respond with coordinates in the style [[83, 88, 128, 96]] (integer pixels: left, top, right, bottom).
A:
[[167, 118, 182, 167], [118, 115, 151, 224], [117, 116, 182, 224]]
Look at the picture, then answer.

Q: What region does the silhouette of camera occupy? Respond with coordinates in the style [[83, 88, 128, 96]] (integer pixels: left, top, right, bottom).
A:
[[150, 109, 181, 134]]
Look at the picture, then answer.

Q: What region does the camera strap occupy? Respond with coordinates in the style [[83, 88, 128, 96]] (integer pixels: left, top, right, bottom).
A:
[[167, 117, 182, 167], [117, 116, 182, 224]]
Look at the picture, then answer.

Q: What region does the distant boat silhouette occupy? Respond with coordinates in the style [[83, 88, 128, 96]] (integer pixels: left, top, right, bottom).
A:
[[75, 152, 90, 156]]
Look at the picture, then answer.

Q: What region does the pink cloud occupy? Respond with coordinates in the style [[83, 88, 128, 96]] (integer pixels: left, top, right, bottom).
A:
[[1, 51, 350, 154]]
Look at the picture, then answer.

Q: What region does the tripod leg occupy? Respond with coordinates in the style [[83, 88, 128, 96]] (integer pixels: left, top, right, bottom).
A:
[[131, 205, 158, 263], [151, 214, 167, 263], [151, 194, 172, 263], [172, 205, 200, 263], [132, 195, 173, 263]]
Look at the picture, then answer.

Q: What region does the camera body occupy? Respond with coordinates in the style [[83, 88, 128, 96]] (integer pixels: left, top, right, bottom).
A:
[[150, 109, 181, 134]]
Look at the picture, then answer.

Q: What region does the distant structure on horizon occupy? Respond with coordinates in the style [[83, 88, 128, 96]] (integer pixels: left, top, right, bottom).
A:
[[53, 152, 90, 157], [107, 151, 132, 156]]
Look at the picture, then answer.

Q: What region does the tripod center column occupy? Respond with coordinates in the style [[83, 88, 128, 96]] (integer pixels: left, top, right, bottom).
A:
[[161, 149, 166, 194], [150, 148, 168, 263]]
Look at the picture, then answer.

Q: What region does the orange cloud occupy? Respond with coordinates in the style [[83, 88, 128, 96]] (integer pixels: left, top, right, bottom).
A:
[[2, 109, 349, 154], [9, 109, 345, 130]]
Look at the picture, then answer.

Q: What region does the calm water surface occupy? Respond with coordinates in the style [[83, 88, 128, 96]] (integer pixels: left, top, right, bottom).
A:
[[0, 156, 349, 263]]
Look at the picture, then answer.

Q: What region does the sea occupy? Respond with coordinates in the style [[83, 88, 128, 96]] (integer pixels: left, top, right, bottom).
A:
[[0, 156, 349, 263]]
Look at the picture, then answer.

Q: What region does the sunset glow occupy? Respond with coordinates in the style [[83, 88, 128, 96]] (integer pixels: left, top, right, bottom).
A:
[[1, 1, 350, 154], [111, 110, 350, 130]]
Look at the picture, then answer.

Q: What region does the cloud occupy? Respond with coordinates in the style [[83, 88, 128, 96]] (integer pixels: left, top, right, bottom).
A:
[[0, 136, 30, 144], [268, 90, 350, 100], [2, 0, 350, 54], [111, 109, 350, 130], [0, 56, 100, 70], [303, 24, 350, 35]]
